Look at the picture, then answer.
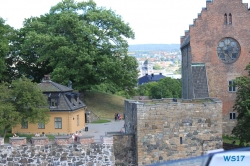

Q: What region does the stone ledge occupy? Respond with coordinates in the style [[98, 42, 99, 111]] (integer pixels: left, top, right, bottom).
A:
[[54, 136, 72, 145], [9, 137, 27, 146], [30, 137, 49, 145], [78, 136, 94, 145]]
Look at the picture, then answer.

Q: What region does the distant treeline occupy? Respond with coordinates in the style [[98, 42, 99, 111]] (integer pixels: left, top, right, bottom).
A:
[[128, 44, 180, 52]]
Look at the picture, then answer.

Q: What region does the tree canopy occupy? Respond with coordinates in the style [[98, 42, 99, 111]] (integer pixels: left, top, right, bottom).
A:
[[0, 77, 50, 138], [10, 0, 137, 93], [136, 77, 181, 99], [232, 64, 250, 145], [0, 17, 15, 81]]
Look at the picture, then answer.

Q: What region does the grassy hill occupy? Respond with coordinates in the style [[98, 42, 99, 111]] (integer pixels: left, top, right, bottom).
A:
[[81, 91, 125, 119]]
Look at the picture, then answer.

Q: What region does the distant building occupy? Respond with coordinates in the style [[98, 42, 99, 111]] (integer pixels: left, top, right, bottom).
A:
[[138, 73, 166, 85], [12, 75, 87, 135], [141, 59, 153, 76]]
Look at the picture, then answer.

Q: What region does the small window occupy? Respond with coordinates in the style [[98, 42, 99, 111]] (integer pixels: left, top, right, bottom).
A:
[[54, 117, 62, 129], [38, 123, 45, 129], [224, 13, 227, 24], [77, 115, 79, 126], [50, 99, 58, 107], [229, 13, 232, 24], [230, 112, 236, 120], [228, 80, 236, 92], [180, 137, 183, 144], [21, 119, 28, 129]]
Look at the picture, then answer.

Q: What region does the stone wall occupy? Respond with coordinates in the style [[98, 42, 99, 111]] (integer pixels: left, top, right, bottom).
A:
[[222, 115, 237, 136], [124, 98, 223, 166], [0, 143, 114, 166], [0, 135, 137, 166], [113, 134, 136, 166]]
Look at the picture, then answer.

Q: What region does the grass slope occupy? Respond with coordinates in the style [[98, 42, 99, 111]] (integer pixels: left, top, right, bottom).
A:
[[82, 91, 125, 119]]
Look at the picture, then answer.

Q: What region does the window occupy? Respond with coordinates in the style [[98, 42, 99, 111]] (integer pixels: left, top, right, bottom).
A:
[[229, 13, 232, 24], [38, 123, 45, 129], [54, 117, 62, 129], [230, 112, 236, 120], [77, 115, 79, 126], [228, 80, 236, 92], [224, 13, 227, 24], [50, 99, 58, 107], [21, 119, 28, 129]]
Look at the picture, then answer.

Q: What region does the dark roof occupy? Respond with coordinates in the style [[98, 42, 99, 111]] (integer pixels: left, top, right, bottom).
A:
[[138, 74, 166, 85], [37, 75, 86, 111], [38, 81, 73, 92], [180, 35, 190, 49]]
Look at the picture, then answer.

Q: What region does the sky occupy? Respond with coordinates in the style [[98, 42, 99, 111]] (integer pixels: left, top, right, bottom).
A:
[[1, 0, 250, 45]]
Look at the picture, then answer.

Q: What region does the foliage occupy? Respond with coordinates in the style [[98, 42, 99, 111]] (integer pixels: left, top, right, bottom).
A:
[[222, 135, 247, 146], [232, 63, 250, 145], [0, 76, 50, 138], [174, 65, 181, 74], [0, 17, 15, 81], [153, 64, 162, 70], [10, 0, 137, 94], [136, 77, 181, 99]]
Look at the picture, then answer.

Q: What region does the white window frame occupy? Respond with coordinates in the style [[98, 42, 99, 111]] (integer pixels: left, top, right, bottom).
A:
[[228, 80, 236, 92], [229, 112, 236, 120], [54, 117, 62, 129], [38, 123, 45, 129]]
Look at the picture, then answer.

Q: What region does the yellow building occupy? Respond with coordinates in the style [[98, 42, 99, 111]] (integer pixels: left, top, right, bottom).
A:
[[12, 75, 87, 135]]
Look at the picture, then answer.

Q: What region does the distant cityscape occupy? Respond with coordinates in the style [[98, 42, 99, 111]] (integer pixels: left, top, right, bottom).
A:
[[128, 44, 181, 79]]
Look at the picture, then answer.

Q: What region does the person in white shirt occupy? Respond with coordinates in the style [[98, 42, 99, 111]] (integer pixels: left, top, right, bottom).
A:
[[35, 132, 40, 137]]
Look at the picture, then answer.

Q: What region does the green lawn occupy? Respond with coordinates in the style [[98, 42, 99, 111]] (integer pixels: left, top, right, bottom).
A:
[[82, 90, 125, 119]]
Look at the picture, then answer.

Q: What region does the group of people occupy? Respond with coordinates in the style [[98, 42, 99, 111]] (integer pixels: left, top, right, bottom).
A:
[[71, 131, 82, 143], [114, 113, 122, 121], [35, 132, 46, 137]]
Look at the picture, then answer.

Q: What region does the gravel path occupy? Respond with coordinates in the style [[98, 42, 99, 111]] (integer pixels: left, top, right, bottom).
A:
[[81, 119, 125, 142]]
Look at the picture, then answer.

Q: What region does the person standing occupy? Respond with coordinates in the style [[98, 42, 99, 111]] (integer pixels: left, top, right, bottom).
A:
[[71, 133, 75, 143]]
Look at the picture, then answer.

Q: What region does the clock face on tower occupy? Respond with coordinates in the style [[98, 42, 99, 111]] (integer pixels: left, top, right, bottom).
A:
[[216, 37, 240, 63]]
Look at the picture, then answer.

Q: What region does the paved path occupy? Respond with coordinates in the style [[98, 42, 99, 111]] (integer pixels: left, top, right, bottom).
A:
[[81, 119, 125, 142]]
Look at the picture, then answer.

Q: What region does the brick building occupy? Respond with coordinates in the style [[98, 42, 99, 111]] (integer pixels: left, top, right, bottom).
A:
[[181, 0, 250, 135]]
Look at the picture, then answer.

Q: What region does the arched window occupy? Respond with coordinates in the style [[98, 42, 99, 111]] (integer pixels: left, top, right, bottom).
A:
[[224, 13, 227, 24], [229, 13, 232, 24]]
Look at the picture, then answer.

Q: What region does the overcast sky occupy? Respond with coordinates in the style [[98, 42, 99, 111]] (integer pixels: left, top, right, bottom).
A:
[[1, 0, 250, 44]]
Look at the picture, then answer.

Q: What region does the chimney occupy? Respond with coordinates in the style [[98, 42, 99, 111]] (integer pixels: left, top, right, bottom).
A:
[[43, 74, 51, 82]]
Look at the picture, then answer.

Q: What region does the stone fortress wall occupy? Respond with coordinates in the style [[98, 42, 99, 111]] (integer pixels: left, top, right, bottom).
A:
[[124, 98, 223, 166], [0, 135, 136, 166]]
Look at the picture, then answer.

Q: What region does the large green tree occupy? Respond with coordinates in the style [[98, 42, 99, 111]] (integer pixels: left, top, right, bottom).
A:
[[0, 77, 50, 138], [11, 0, 137, 93], [232, 64, 250, 145], [0, 17, 15, 81], [136, 77, 181, 99]]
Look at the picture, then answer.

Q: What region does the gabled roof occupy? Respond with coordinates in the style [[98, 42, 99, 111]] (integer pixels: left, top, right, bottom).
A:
[[37, 75, 86, 112], [138, 74, 166, 85]]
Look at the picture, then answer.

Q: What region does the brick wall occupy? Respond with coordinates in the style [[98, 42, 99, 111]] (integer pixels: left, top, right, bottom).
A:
[[181, 0, 250, 134], [124, 98, 223, 166]]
